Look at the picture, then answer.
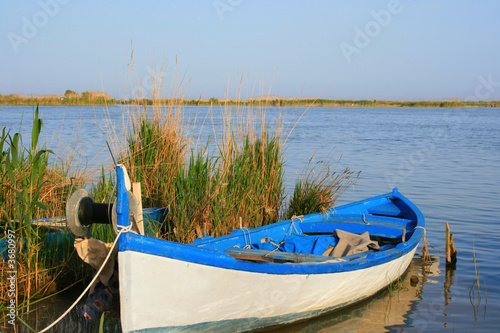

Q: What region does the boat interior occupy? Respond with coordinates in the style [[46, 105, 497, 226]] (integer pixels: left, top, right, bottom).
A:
[[192, 214, 417, 264]]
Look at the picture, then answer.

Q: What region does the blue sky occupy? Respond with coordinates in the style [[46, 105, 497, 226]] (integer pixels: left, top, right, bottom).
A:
[[1, 0, 499, 101]]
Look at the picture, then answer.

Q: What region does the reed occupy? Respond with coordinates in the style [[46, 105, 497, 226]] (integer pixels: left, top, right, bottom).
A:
[[1, 71, 360, 320], [170, 106, 285, 242], [113, 102, 282, 242], [0, 106, 89, 309], [103, 59, 361, 243], [108, 57, 285, 242], [284, 153, 360, 219], [387, 276, 408, 296], [113, 100, 358, 243], [469, 238, 488, 323], [0, 107, 52, 303]]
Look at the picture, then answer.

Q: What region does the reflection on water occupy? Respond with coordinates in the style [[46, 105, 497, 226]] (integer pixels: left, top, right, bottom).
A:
[[5, 256, 440, 333], [2, 106, 499, 331], [267, 256, 441, 333], [466, 258, 488, 331], [3, 287, 121, 333], [444, 264, 455, 307]]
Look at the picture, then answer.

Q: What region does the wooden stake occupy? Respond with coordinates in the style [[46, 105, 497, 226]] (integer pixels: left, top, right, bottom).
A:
[[446, 222, 450, 264], [446, 222, 457, 266], [450, 234, 457, 261], [422, 239, 429, 262]]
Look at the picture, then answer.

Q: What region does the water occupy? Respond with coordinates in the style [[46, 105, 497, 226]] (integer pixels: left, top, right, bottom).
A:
[[1, 105, 499, 332]]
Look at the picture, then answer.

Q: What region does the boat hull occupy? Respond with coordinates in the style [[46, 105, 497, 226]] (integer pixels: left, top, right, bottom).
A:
[[119, 242, 417, 332], [116, 188, 424, 332]]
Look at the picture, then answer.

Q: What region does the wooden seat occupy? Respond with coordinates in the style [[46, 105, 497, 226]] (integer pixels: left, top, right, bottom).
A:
[[225, 247, 332, 263]]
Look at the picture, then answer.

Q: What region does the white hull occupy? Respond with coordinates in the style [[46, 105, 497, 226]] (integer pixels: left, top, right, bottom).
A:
[[119, 247, 416, 332]]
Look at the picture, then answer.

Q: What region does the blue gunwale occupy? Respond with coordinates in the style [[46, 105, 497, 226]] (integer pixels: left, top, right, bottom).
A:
[[118, 189, 424, 275]]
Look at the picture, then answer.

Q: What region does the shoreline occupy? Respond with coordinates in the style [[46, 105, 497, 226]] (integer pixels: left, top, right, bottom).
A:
[[1, 97, 498, 108]]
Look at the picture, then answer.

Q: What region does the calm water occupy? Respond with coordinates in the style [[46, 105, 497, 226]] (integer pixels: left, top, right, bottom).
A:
[[1, 105, 499, 332]]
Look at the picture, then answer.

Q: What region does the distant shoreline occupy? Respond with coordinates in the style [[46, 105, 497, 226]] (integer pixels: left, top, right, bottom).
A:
[[1, 94, 498, 108]]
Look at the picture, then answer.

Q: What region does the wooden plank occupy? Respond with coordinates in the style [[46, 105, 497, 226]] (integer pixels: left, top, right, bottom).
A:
[[225, 247, 331, 263], [225, 243, 395, 264], [226, 252, 288, 263]]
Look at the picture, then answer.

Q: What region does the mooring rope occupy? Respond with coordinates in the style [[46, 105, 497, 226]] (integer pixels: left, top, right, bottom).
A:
[[38, 223, 133, 333], [414, 226, 445, 252]]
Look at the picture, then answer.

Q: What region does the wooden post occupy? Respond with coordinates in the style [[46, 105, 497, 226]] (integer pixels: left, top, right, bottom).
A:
[[445, 222, 450, 263], [421, 238, 429, 262], [446, 222, 457, 267], [132, 182, 144, 236]]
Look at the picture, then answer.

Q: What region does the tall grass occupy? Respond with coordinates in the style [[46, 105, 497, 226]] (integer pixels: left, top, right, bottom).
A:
[[107, 60, 359, 243], [0, 107, 89, 311], [284, 153, 360, 219], [115, 100, 358, 244], [169, 109, 285, 242], [114, 102, 285, 243], [0, 107, 53, 307], [123, 105, 186, 209], [0, 69, 361, 319]]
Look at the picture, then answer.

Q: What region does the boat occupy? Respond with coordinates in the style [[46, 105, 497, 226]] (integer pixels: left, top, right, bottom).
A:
[[75, 165, 425, 332], [0, 208, 166, 262]]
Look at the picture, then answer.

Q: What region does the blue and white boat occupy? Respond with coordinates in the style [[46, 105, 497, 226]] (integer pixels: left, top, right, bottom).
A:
[[111, 165, 424, 332]]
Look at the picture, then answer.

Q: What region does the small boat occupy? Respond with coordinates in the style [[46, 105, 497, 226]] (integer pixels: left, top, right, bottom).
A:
[[0, 208, 166, 262], [78, 165, 425, 332]]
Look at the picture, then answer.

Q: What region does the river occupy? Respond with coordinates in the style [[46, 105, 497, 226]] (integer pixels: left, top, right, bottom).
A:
[[1, 104, 499, 332]]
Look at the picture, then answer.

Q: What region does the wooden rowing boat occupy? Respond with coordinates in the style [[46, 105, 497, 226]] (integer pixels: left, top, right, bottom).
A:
[[110, 165, 424, 332]]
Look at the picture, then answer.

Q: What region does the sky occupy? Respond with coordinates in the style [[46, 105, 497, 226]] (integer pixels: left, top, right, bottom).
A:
[[1, 0, 499, 101]]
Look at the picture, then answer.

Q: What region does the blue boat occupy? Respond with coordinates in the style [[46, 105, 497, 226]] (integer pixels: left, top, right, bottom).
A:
[[0, 208, 166, 262], [108, 165, 425, 332]]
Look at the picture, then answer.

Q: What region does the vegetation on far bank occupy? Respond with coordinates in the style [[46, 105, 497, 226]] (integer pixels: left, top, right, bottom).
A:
[[122, 97, 500, 108], [0, 90, 116, 106], [2, 92, 499, 108]]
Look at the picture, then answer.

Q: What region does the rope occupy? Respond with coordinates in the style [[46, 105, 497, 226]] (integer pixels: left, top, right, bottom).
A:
[[414, 226, 426, 235], [362, 214, 369, 225], [39, 223, 132, 333], [264, 241, 284, 257], [289, 215, 303, 235], [241, 228, 252, 249], [414, 226, 445, 252]]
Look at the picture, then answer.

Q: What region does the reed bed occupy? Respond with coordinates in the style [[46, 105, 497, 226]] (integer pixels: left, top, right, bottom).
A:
[[113, 101, 285, 243], [1, 65, 360, 325], [168, 106, 285, 242], [117, 97, 500, 108], [111, 76, 359, 243], [0, 107, 91, 312], [0, 92, 116, 106], [97, 58, 359, 243]]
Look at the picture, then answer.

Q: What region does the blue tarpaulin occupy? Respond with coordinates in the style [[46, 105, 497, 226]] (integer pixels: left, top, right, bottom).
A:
[[252, 234, 338, 256]]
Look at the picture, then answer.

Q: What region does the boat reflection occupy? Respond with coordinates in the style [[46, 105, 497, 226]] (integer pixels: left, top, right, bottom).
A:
[[268, 255, 441, 333], [5, 256, 441, 333]]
